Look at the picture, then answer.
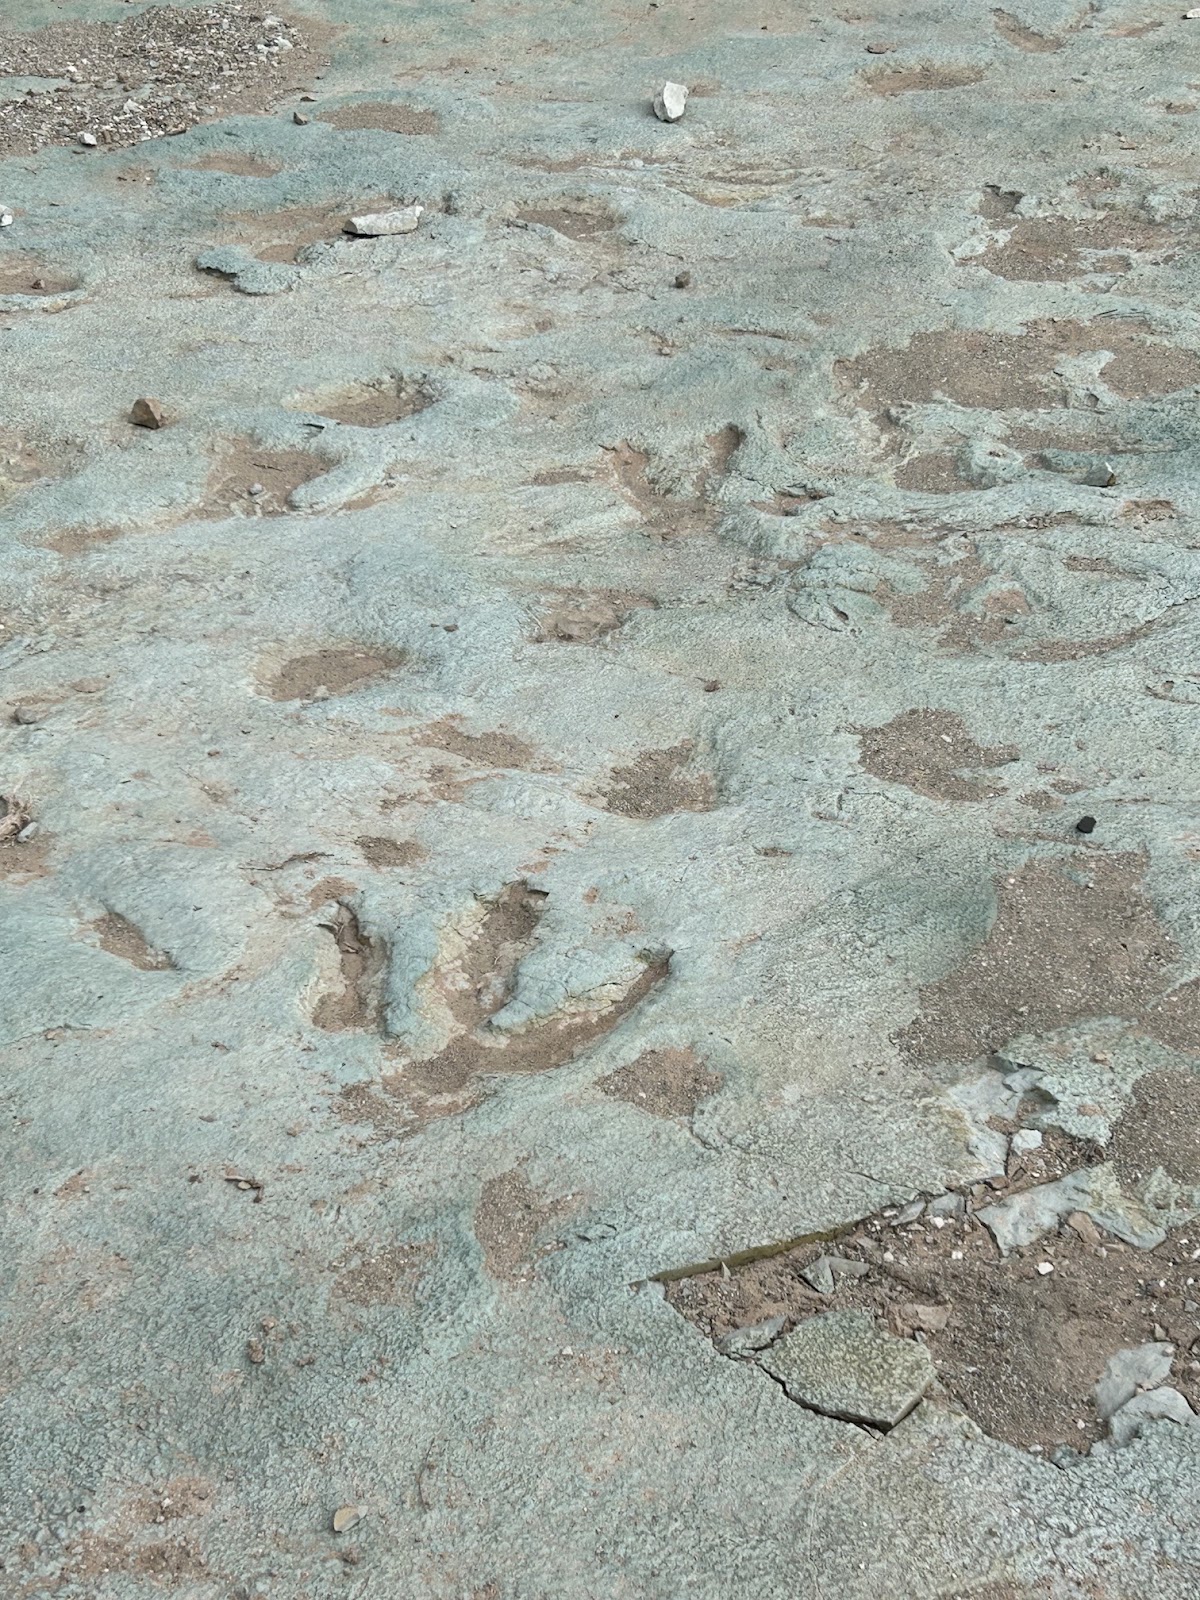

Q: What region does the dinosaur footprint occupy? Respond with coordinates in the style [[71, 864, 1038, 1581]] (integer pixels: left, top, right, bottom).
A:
[[336, 882, 670, 1134]]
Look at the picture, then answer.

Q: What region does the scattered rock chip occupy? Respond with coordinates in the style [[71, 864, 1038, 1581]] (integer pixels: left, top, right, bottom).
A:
[[758, 1310, 935, 1428], [246, 1337, 266, 1365], [1094, 1342, 1174, 1419], [715, 1315, 785, 1356], [293, 111, 309, 125], [888, 1302, 950, 1338], [79, 132, 98, 148], [332, 1505, 365, 1533], [826, 1255, 870, 1280], [893, 1198, 925, 1226], [928, 1192, 965, 1218], [1012, 1129, 1044, 1156], [343, 205, 424, 237], [0, 212, 12, 227], [130, 397, 167, 430], [653, 82, 689, 122], [801, 1257, 835, 1294], [1109, 1386, 1197, 1447]]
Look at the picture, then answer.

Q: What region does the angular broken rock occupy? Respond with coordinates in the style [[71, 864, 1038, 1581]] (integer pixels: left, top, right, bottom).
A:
[[715, 1315, 785, 1356], [801, 1257, 835, 1295], [1109, 1386, 1197, 1447], [1094, 1342, 1174, 1420], [130, 397, 167, 430], [758, 1311, 934, 1428], [343, 205, 423, 238], [977, 1163, 1166, 1254], [332, 1505, 365, 1533], [653, 82, 689, 123], [888, 1302, 950, 1339]]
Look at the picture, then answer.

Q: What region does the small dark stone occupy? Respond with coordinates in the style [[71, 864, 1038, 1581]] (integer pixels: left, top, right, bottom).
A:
[[1075, 815, 1097, 835], [674, 270, 692, 288]]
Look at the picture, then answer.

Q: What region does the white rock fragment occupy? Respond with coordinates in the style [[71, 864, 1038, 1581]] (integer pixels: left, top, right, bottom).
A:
[[653, 82, 689, 123], [0, 212, 12, 228], [79, 132, 98, 147], [1011, 1129, 1043, 1156], [343, 205, 423, 238], [1036, 1261, 1054, 1275]]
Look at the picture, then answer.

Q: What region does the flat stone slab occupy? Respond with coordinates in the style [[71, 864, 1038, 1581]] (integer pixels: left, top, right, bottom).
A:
[[1095, 1342, 1175, 1419], [1110, 1387, 1198, 1448], [758, 1311, 935, 1429]]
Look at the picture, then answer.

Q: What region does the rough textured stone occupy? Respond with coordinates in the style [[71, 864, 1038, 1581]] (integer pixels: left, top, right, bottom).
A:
[[978, 1164, 1168, 1254], [1109, 1387, 1197, 1448], [1095, 1343, 1176, 1420], [342, 204, 423, 237], [759, 1312, 935, 1428], [5, 3, 1200, 1595]]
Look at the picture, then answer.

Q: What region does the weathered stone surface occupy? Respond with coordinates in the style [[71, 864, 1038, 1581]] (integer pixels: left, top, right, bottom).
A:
[[1109, 1387, 1198, 1448], [6, 4, 1200, 1595], [978, 1164, 1168, 1254], [758, 1312, 935, 1428], [715, 1315, 785, 1357], [1095, 1343, 1175, 1420]]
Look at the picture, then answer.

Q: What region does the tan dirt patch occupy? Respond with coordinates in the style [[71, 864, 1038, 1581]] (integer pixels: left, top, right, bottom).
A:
[[320, 101, 440, 135], [992, 9, 1062, 51], [92, 911, 175, 971], [898, 853, 1178, 1067], [265, 645, 406, 701], [892, 451, 977, 493], [1109, 1068, 1200, 1188], [202, 441, 326, 517], [474, 1168, 574, 1284], [312, 904, 386, 1033], [973, 216, 1174, 282], [186, 151, 281, 177], [530, 588, 655, 644], [516, 206, 618, 241], [597, 1047, 722, 1120], [418, 719, 537, 770], [863, 65, 985, 96], [857, 709, 1019, 802], [600, 741, 717, 819], [300, 375, 433, 428], [0, 255, 77, 296], [356, 836, 428, 868], [836, 319, 1200, 422], [331, 1239, 434, 1307]]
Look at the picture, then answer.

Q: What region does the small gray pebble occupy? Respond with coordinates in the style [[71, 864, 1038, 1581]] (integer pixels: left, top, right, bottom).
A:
[[16, 821, 40, 842]]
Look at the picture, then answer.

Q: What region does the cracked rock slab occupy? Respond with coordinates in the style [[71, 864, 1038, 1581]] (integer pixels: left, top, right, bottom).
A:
[[1095, 1343, 1175, 1420], [1109, 1387, 1198, 1448], [757, 1310, 935, 1429]]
